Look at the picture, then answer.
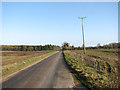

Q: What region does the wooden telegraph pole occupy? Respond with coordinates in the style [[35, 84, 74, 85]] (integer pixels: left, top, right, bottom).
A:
[[78, 16, 86, 54]]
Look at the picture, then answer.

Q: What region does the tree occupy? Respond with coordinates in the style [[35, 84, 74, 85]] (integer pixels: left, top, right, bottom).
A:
[[97, 43, 101, 49], [34, 46, 38, 51], [71, 45, 74, 50], [27, 46, 34, 51], [22, 46, 27, 51], [62, 42, 70, 50]]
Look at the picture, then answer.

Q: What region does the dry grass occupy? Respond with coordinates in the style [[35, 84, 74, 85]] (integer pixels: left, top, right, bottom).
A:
[[64, 49, 119, 89]]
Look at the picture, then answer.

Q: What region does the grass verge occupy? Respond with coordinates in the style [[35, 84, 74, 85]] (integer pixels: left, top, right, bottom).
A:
[[63, 50, 119, 89]]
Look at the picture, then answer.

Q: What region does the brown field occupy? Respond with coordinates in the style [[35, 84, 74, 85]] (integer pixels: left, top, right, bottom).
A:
[[2, 51, 51, 66]]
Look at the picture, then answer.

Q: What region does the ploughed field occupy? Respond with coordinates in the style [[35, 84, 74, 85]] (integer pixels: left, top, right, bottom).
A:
[[64, 49, 119, 89], [1, 51, 57, 78]]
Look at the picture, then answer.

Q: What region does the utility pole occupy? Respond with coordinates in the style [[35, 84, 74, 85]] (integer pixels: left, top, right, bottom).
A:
[[78, 16, 86, 54]]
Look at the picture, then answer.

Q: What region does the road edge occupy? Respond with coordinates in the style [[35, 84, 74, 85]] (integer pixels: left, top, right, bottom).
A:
[[2, 51, 59, 82]]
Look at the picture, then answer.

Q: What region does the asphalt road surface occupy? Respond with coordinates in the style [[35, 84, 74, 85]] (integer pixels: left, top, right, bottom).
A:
[[2, 51, 75, 88]]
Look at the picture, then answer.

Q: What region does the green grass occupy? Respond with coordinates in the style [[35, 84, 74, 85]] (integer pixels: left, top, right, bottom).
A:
[[64, 50, 119, 89], [2, 51, 58, 77]]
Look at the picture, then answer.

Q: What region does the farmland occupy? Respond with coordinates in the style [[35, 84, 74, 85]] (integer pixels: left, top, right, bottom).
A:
[[63, 49, 119, 89], [1, 50, 58, 78]]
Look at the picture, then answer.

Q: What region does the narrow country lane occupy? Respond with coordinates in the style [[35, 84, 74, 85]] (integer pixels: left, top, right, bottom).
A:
[[2, 51, 75, 88]]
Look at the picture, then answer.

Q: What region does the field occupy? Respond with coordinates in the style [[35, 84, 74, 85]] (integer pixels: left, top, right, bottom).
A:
[[64, 49, 119, 89], [1, 50, 58, 78]]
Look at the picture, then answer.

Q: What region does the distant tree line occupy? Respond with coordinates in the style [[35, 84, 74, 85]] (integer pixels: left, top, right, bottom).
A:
[[62, 42, 120, 50], [1, 44, 61, 51], [86, 42, 120, 49], [1, 42, 119, 51]]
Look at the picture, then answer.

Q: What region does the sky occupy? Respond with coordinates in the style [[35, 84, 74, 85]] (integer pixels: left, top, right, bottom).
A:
[[2, 2, 118, 47]]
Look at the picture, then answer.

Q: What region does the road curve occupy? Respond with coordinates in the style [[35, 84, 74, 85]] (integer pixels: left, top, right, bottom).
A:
[[2, 51, 75, 88]]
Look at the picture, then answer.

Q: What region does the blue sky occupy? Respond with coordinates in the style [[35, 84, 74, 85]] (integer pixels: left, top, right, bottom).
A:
[[2, 2, 118, 46]]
